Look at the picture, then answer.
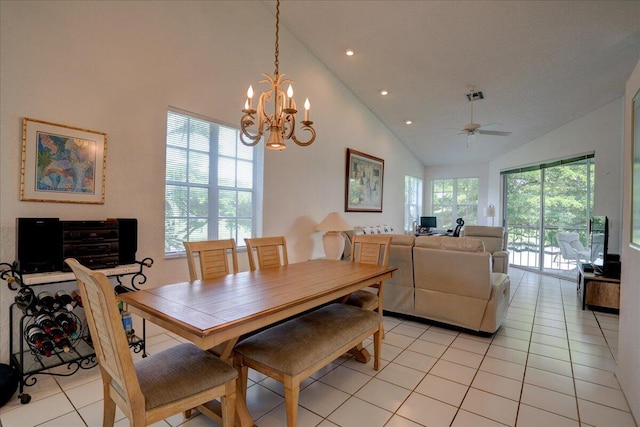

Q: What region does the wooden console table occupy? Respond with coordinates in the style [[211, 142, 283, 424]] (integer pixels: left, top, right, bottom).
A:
[[578, 263, 620, 311]]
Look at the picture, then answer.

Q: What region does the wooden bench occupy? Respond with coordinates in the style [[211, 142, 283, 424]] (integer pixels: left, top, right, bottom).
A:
[[233, 303, 382, 427]]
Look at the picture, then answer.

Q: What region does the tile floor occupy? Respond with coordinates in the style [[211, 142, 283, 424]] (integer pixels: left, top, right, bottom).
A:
[[1, 268, 637, 427]]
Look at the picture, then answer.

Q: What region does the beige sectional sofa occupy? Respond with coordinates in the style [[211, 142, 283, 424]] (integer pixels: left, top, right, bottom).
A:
[[461, 225, 509, 274], [383, 235, 510, 333]]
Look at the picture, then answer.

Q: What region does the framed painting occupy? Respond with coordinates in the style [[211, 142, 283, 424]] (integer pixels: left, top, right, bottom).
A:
[[345, 148, 384, 212], [632, 89, 640, 248], [20, 118, 107, 204]]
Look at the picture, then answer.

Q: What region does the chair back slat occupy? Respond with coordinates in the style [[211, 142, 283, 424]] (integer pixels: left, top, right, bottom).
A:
[[351, 234, 391, 267], [184, 239, 238, 280], [65, 258, 142, 411], [244, 236, 288, 271]]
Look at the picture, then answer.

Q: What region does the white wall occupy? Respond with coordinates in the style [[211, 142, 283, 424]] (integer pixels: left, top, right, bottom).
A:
[[618, 59, 640, 422], [487, 98, 624, 254], [0, 1, 423, 363]]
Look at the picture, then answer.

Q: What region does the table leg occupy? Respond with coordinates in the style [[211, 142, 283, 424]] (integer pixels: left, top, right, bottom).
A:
[[577, 269, 582, 291], [199, 398, 257, 427], [348, 343, 371, 363], [199, 338, 257, 427]]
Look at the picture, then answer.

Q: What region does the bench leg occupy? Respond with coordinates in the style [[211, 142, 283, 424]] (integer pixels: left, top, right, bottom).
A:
[[283, 376, 300, 427], [373, 323, 382, 371]]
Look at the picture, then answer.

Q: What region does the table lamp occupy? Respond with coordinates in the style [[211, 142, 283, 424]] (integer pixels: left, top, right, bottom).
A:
[[316, 212, 352, 259]]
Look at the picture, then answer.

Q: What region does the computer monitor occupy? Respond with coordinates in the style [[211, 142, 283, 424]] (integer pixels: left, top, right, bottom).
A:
[[420, 216, 437, 229]]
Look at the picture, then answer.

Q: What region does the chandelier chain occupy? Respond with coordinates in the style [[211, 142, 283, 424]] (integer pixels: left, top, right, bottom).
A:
[[274, 0, 280, 75]]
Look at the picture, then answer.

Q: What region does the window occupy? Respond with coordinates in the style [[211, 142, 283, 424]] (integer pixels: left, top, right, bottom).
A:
[[431, 177, 478, 229], [404, 175, 423, 233], [165, 109, 263, 255]]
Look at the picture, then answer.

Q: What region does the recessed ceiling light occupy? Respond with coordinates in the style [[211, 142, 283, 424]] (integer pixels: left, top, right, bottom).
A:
[[345, 49, 354, 56], [405, 120, 413, 125], [379, 89, 389, 96]]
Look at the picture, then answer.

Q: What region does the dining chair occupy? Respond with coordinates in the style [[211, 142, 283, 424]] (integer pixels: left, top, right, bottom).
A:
[[183, 238, 239, 280], [244, 236, 289, 270], [344, 234, 392, 312], [64, 258, 237, 427]]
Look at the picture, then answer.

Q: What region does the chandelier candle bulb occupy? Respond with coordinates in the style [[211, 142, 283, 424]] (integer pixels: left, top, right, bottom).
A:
[[246, 85, 254, 111], [287, 84, 294, 109], [304, 98, 310, 122]]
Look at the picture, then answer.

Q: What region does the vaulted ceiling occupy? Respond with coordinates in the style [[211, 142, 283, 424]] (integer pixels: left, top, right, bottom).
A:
[[268, 0, 640, 166]]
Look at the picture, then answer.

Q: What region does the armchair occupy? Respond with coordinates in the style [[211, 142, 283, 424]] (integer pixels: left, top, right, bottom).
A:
[[555, 232, 591, 266], [461, 225, 509, 274]]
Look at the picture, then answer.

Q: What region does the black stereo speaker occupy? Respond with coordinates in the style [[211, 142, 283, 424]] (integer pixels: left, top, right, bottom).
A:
[[114, 218, 138, 264], [604, 253, 621, 279], [16, 218, 63, 273]]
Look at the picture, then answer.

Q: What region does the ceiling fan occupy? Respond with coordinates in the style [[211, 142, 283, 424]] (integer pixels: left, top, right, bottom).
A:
[[459, 87, 511, 145]]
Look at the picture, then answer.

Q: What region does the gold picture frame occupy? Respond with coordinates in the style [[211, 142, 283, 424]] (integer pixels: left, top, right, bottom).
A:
[[345, 148, 384, 212], [20, 118, 107, 204]]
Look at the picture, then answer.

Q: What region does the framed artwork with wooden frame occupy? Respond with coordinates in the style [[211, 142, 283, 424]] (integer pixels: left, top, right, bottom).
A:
[[20, 118, 107, 204], [345, 148, 384, 212]]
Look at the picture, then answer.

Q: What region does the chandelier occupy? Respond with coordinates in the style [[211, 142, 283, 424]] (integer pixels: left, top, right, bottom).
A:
[[240, 0, 316, 150]]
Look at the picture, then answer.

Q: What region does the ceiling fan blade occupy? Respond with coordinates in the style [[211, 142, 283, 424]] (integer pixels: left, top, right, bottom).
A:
[[477, 130, 512, 136], [479, 122, 503, 130]]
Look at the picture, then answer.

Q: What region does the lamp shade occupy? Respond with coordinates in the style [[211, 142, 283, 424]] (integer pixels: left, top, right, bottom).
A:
[[316, 212, 352, 232]]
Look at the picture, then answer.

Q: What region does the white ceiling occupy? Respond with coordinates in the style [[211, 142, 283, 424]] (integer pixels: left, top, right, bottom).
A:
[[267, 0, 640, 166]]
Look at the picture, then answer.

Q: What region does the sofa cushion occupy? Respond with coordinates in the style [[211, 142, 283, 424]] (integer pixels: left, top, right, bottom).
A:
[[415, 236, 485, 252], [462, 226, 506, 253], [390, 234, 415, 246], [463, 225, 503, 238], [359, 224, 395, 235]]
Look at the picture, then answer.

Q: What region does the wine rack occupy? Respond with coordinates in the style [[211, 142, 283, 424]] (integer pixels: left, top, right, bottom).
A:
[[0, 259, 153, 404]]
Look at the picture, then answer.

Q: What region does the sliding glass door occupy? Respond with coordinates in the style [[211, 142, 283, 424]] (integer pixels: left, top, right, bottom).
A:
[[503, 155, 594, 278]]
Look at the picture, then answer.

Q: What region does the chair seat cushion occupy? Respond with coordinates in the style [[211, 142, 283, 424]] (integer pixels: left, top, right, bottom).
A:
[[133, 343, 237, 410], [234, 303, 380, 376], [345, 289, 378, 308]]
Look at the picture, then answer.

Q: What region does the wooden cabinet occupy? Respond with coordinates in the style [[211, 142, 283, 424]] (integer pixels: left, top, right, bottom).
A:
[[579, 267, 620, 311], [585, 278, 620, 310]]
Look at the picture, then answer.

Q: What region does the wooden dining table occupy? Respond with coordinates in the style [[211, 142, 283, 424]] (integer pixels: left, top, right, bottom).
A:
[[119, 258, 395, 427]]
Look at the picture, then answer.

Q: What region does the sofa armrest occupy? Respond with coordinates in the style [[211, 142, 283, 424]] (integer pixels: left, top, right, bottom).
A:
[[492, 250, 509, 274]]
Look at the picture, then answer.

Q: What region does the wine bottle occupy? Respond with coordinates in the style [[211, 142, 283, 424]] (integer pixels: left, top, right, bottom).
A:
[[15, 287, 39, 315], [39, 338, 54, 357], [55, 337, 72, 353], [53, 311, 78, 339], [71, 290, 83, 307], [49, 326, 65, 343], [25, 324, 47, 348], [55, 290, 74, 312], [35, 313, 56, 334], [37, 291, 57, 311]]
